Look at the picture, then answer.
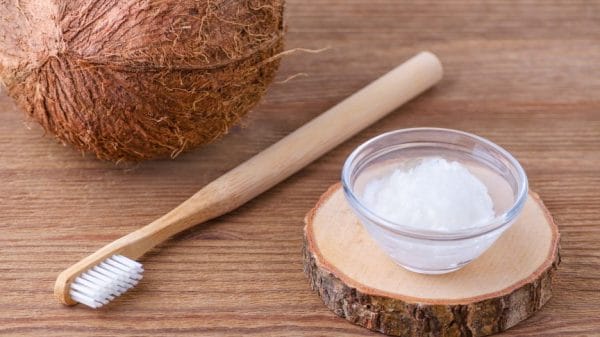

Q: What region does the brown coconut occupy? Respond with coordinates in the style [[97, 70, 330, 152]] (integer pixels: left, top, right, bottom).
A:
[[0, 0, 284, 162]]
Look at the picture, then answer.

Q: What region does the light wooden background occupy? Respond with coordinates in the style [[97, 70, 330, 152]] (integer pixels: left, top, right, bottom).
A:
[[1, 1, 599, 336]]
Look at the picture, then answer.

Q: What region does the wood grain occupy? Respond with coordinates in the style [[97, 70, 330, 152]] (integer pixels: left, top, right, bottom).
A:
[[1, 1, 599, 336]]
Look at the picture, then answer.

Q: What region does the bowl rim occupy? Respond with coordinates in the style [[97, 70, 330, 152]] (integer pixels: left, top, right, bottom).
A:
[[341, 127, 529, 240]]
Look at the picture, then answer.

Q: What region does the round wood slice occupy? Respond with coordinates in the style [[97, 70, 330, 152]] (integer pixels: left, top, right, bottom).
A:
[[303, 183, 560, 337]]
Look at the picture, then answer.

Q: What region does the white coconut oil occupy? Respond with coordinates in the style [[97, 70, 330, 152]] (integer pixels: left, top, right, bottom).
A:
[[361, 157, 495, 231], [351, 155, 515, 273]]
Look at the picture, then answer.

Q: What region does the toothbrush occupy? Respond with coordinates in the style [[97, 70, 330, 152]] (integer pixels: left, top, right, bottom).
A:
[[55, 51, 443, 308]]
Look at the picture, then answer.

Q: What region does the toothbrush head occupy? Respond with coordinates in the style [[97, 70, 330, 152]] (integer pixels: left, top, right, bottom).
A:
[[56, 255, 144, 308]]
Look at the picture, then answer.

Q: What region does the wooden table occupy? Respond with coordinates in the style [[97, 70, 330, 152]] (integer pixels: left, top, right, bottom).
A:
[[1, 1, 599, 336]]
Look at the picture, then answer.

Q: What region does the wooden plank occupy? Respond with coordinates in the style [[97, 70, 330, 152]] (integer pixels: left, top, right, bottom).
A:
[[1, 0, 599, 336]]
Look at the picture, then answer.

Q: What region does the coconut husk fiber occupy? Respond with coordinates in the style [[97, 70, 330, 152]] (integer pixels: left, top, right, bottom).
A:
[[0, 0, 285, 162]]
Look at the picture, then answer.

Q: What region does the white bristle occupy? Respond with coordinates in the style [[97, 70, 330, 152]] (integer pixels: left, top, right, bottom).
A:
[[70, 255, 144, 309]]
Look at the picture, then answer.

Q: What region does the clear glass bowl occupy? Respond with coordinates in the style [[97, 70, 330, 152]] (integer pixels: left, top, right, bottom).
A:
[[341, 128, 528, 274]]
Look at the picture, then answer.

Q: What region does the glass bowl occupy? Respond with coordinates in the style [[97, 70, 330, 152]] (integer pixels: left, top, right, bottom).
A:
[[341, 128, 528, 274]]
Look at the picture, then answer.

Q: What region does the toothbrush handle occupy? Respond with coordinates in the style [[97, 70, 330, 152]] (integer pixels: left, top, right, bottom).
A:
[[123, 51, 443, 256], [56, 51, 442, 306]]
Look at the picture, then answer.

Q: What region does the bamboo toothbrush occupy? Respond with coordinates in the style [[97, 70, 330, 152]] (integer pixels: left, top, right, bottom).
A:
[[55, 51, 443, 308]]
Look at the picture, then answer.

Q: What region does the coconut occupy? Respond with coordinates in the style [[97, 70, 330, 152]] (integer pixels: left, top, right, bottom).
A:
[[0, 0, 284, 162]]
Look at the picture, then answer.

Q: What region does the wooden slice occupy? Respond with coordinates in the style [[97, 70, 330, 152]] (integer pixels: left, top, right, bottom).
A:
[[303, 183, 560, 337]]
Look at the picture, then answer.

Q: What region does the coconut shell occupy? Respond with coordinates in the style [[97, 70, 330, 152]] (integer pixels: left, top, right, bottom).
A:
[[0, 0, 285, 162]]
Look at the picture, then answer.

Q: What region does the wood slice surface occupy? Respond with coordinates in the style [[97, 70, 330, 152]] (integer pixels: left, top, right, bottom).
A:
[[303, 183, 560, 337]]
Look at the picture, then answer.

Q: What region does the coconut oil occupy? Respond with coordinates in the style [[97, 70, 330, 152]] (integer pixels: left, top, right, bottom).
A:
[[361, 157, 495, 231]]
